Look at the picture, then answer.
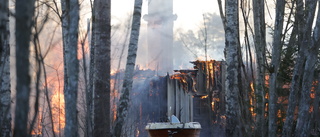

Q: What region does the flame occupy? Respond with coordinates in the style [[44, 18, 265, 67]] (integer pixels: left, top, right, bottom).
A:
[[111, 79, 118, 122], [113, 104, 117, 121], [195, 56, 213, 61], [200, 95, 208, 99], [277, 109, 282, 118], [51, 90, 65, 133], [31, 107, 43, 135], [211, 101, 215, 111], [250, 82, 254, 91], [111, 69, 118, 75], [249, 82, 256, 117], [136, 128, 140, 137], [310, 81, 318, 99]]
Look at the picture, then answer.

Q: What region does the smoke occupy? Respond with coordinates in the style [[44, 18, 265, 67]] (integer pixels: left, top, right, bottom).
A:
[[111, 69, 168, 137], [111, 0, 226, 75], [174, 13, 225, 64]]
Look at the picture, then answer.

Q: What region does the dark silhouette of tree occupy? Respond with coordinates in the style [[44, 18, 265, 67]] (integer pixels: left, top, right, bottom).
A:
[[0, 0, 11, 136], [92, 0, 111, 136], [13, 0, 35, 136], [60, 0, 80, 136]]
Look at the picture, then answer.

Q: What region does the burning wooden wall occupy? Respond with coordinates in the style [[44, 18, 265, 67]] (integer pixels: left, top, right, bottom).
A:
[[168, 60, 226, 137], [112, 60, 225, 137]]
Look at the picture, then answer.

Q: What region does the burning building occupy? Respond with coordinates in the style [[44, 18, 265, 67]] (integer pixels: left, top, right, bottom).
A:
[[113, 1, 226, 136], [112, 60, 226, 137]]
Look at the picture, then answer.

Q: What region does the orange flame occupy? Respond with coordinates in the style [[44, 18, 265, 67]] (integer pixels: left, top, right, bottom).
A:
[[31, 107, 43, 135], [51, 91, 65, 133], [200, 95, 208, 99], [211, 102, 215, 111]]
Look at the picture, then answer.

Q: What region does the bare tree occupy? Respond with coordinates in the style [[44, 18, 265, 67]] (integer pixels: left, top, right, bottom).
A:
[[252, 0, 266, 136], [268, 0, 285, 136], [0, 0, 11, 136], [92, 0, 111, 136], [60, 0, 80, 136], [311, 73, 320, 135], [224, 0, 242, 136], [113, 0, 142, 136], [282, 0, 308, 136], [87, 1, 95, 136], [13, 0, 36, 136], [294, 0, 319, 136]]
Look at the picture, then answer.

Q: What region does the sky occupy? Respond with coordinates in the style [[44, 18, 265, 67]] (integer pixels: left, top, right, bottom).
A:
[[111, 0, 220, 31], [110, 0, 224, 70]]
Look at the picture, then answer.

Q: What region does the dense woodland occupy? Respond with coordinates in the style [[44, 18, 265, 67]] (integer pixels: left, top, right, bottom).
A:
[[0, 0, 320, 137]]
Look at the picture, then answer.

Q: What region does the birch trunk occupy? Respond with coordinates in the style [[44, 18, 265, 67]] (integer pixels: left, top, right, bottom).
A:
[[252, 0, 266, 136], [113, 0, 142, 136], [13, 0, 35, 136], [92, 0, 111, 136], [268, 0, 285, 136], [295, 1, 319, 136], [81, 19, 90, 137], [0, 0, 11, 136], [61, 0, 80, 136], [224, 0, 241, 136], [282, 0, 308, 136]]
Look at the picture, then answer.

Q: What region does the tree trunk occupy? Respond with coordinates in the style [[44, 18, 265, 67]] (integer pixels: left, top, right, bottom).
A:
[[113, 0, 142, 136], [60, 1, 70, 135], [13, 0, 35, 136], [252, 0, 266, 136], [224, 0, 241, 136], [60, 0, 69, 106], [282, 0, 306, 136], [311, 1, 320, 134], [268, 0, 285, 136], [87, 7, 95, 137], [311, 75, 320, 135], [62, 0, 80, 136], [92, 0, 111, 136], [0, 0, 11, 136], [295, 1, 319, 136]]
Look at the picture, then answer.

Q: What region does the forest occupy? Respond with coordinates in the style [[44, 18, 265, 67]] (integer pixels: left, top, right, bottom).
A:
[[0, 0, 320, 137]]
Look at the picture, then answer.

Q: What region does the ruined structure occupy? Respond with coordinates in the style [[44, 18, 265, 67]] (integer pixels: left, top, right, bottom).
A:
[[112, 60, 225, 137], [167, 60, 226, 136], [113, 1, 226, 136]]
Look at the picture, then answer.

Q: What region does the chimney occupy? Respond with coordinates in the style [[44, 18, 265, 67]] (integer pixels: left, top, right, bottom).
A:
[[143, 0, 177, 75]]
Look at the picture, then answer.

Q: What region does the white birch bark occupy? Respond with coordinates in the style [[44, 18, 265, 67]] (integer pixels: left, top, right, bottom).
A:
[[268, 0, 285, 136], [0, 0, 11, 136], [224, 0, 241, 136], [92, 0, 111, 136], [113, 0, 142, 136], [13, 0, 35, 136]]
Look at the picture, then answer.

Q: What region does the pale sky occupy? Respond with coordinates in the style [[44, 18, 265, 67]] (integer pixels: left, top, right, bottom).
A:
[[110, 0, 224, 69], [111, 0, 220, 31]]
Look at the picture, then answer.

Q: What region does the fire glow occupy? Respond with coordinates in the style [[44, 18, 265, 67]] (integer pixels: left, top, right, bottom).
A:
[[51, 90, 65, 133]]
